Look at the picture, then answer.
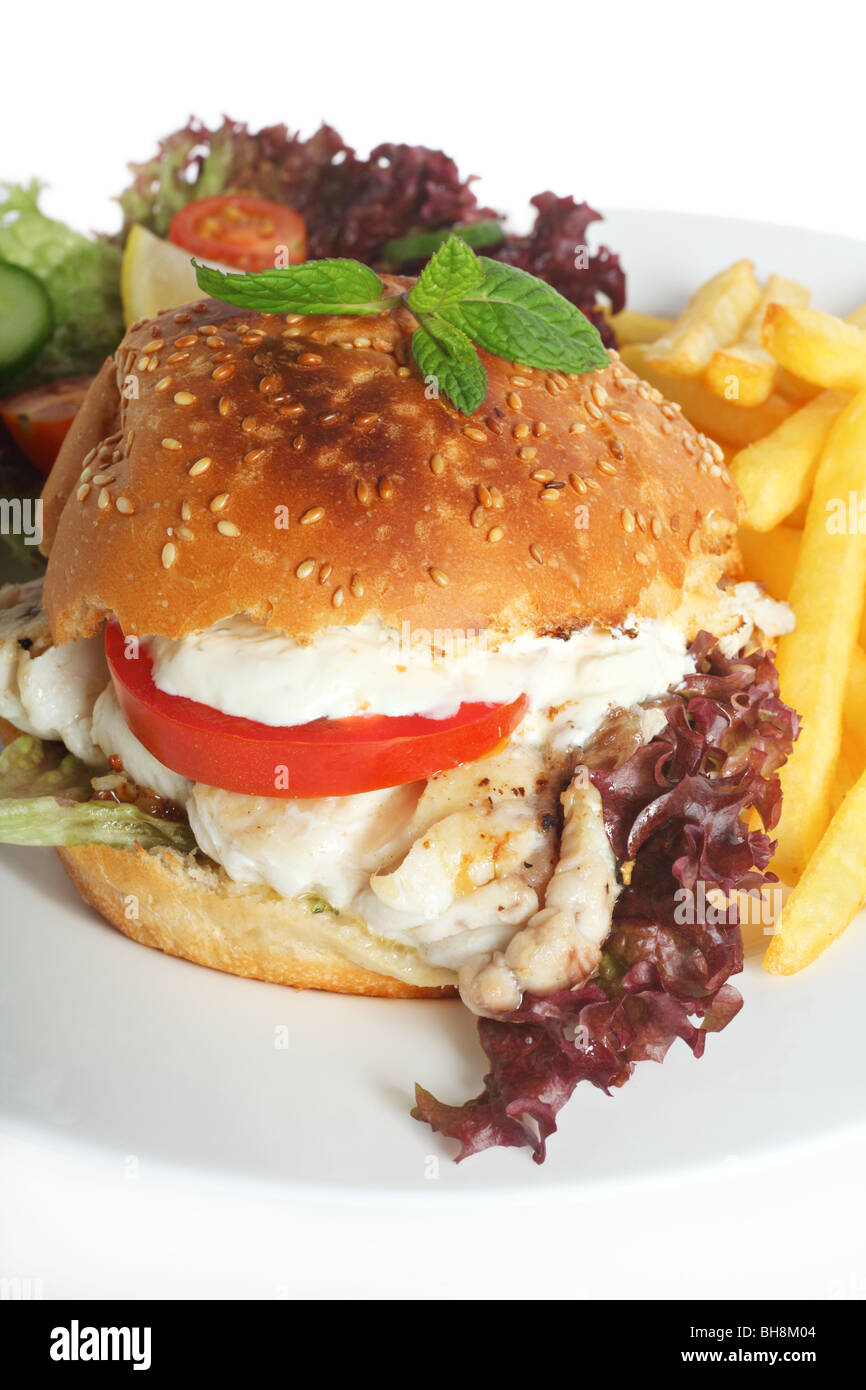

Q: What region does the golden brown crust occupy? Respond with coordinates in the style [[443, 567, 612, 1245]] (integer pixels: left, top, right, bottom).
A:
[[44, 285, 741, 644], [41, 357, 120, 553], [56, 843, 455, 999]]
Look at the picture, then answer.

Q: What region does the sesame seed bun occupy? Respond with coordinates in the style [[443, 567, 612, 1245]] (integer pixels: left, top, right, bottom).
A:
[[55, 843, 455, 998], [42, 281, 742, 646]]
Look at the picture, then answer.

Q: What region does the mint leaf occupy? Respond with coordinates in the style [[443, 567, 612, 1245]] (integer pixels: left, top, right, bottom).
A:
[[412, 318, 487, 415], [407, 235, 484, 316], [383, 220, 505, 265], [194, 259, 395, 315], [439, 257, 609, 374]]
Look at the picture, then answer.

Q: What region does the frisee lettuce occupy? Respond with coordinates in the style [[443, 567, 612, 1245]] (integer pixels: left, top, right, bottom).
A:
[[0, 735, 196, 852]]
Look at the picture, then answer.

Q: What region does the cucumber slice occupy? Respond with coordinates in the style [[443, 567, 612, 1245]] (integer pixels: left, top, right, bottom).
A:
[[0, 259, 53, 378]]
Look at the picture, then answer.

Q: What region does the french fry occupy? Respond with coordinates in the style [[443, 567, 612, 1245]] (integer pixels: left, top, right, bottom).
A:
[[830, 741, 861, 815], [846, 303, 866, 331], [772, 390, 866, 885], [729, 390, 848, 531], [842, 643, 866, 769], [609, 309, 672, 346], [737, 523, 800, 599], [762, 304, 866, 391], [764, 765, 866, 974], [644, 260, 761, 379], [705, 275, 810, 407], [621, 344, 797, 447]]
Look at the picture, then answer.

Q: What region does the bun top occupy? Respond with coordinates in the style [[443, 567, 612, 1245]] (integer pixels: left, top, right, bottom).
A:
[[43, 279, 741, 644]]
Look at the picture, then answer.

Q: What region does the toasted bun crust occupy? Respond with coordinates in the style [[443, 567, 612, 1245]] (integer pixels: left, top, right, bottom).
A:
[[43, 283, 741, 644], [56, 844, 455, 999]]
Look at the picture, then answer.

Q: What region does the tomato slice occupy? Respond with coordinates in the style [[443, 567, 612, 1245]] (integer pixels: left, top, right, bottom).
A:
[[0, 375, 93, 476], [168, 195, 307, 272], [105, 622, 527, 798]]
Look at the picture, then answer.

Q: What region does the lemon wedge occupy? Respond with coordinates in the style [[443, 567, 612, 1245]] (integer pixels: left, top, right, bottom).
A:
[[121, 225, 202, 325]]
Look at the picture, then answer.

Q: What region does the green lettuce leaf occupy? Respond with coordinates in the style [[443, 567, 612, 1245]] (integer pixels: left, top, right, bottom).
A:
[[0, 735, 196, 852], [0, 182, 123, 386]]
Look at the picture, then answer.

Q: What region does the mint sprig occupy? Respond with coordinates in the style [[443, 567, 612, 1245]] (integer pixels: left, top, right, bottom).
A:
[[194, 236, 608, 415]]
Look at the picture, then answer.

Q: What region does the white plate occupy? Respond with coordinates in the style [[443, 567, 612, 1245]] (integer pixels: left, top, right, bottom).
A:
[[2, 209, 865, 1197]]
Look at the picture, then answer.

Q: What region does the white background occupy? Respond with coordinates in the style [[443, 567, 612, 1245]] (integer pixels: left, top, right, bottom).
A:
[[2, 0, 865, 1301]]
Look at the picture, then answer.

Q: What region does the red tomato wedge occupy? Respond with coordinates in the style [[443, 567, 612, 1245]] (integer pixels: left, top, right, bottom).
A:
[[105, 622, 527, 798], [168, 195, 307, 272], [1, 375, 93, 476]]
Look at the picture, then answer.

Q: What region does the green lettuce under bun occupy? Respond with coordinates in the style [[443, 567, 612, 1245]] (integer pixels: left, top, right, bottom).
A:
[[0, 734, 195, 852], [0, 182, 123, 387]]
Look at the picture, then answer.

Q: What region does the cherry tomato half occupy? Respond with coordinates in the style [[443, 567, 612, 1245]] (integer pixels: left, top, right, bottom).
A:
[[105, 621, 527, 798], [0, 375, 93, 476], [168, 195, 307, 272]]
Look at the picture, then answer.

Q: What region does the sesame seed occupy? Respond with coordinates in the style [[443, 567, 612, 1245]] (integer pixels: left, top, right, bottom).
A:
[[175, 335, 198, 349], [539, 488, 560, 502], [166, 352, 190, 365], [350, 573, 364, 597], [487, 526, 504, 542], [218, 397, 232, 417], [92, 471, 115, 486], [569, 423, 586, 436], [174, 391, 196, 406], [353, 337, 372, 349], [209, 493, 230, 512], [535, 422, 548, 437], [591, 383, 608, 408], [506, 392, 523, 411], [76, 484, 90, 502], [319, 411, 341, 424], [529, 544, 544, 564], [188, 457, 212, 477], [280, 404, 305, 419], [174, 313, 191, 324], [212, 364, 235, 382], [161, 543, 177, 568], [464, 426, 487, 443], [621, 507, 636, 533], [162, 438, 182, 451], [637, 384, 651, 401], [332, 587, 345, 608], [217, 521, 240, 537], [396, 366, 411, 378], [356, 480, 372, 505], [140, 339, 164, 354], [651, 516, 663, 538], [470, 505, 486, 527], [597, 459, 617, 476], [586, 401, 604, 420], [636, 511, 647, 532], [477, 484, 492, 508], [511, 376, 532, 387], [97, 488, 111, 510], [569, 473, 587, 494], [490, 486, 504, 508], [291, 435, 305, 451], [429, 452, 445, 474], [115, 496, 135, 514], [635, 551, 650, 566], [429, 568, 449, 587], [518, 446, 537, 461], [688, 530, 702, 554], [299, 353, 323, 366], [610, 410, 634, 425], [586, 478, 601, 491], [126, 430, 135, 452], [531, 469, 555, 483], [244, 449, 266, 465], [378, 477, 394, 501], [259, 374, 281, 394], [177, 526, 195, 541], [355, 412, 378, 428], [300, 506, 325, 525], [609, 438, 625, 459], [155, 376, 173, 393], [285, 315, 303, 325], [291, 561, 315, 583], [513, 424, 531, 440], [181, 502, 192, 521], [318, 563, 332, 583]]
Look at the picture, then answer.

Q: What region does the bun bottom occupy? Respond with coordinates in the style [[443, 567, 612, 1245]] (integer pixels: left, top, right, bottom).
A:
[[56, 844, 455, 1000]]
